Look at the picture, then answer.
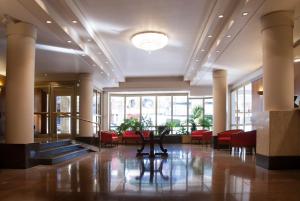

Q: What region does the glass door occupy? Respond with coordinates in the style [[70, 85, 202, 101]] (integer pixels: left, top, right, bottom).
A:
[[51, 86, 76, 138]]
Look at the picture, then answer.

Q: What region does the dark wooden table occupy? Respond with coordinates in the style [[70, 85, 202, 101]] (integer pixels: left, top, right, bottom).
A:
[[136, 130, 168, 158]]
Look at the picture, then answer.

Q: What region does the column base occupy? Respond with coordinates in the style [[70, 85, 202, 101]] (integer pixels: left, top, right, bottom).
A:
[[211, 136, 218, 149], [0, 143, 39, 169], [256, 154, 300, 170]]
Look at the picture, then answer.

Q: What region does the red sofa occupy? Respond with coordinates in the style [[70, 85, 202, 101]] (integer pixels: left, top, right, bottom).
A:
[[217, 129, 244, 148], [191, 130, 208, 143], [230, 130, 256, 149], [100, 131, 119, 146], [122, 130, 150, 144]]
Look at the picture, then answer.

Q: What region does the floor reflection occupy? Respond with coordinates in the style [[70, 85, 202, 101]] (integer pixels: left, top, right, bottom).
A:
[[1, 145, 300, 201]]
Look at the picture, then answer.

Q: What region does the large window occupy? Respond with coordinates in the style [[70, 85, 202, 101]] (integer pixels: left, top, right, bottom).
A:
[[188, 97, 213, 131], [93, 90, 101, 134], [230, 83, 252, 131], [109, 94, 213, 134]]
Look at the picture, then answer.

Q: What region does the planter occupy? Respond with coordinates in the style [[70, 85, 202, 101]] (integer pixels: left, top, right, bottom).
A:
[[181, 135, 191, 144]]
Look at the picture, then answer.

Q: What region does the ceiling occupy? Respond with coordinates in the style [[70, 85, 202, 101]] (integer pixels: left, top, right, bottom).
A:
[[0, 0, 299, 88]]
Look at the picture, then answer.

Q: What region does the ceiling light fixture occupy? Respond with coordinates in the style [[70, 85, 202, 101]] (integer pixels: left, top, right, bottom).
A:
[[218, 15, 224, 18], [72, 20, 78, 23], [131, 31, 168, 51], [242, 12, 249, 16], [216, 50, 220, 53], [195, 59, 199, 62], [226, 35, 231, 38], [67, 40, 72, 43], [46, 20, 52, 24], [208, 35, 213, 38], [201, 49, 205, 52]]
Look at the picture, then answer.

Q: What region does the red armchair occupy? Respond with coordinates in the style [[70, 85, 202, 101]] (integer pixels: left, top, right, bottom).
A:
[[122, 130, 150, 144], [230, 130, 256, 149], [100, 131, 119, 147], [202, 131, 212, 145], [191, 130, 208, 143], [217, 129, 244, 148]]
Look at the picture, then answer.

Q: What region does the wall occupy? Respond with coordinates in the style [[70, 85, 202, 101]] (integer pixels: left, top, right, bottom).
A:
[[104, 76, 212, 97]]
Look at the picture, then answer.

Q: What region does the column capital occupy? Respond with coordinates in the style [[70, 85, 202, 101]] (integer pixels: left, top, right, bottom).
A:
[[213, 69, 227, 78], [261, 10, 294, 32], [6, 22, 37, 39], [79, 73, 93, 81]]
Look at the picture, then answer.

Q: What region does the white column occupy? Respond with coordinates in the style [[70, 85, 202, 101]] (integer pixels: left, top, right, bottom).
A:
[[5, 22, 37, 144], [261, 11, 294, 111], [212, 69, 227, 148], [79, 73, 94, 137]]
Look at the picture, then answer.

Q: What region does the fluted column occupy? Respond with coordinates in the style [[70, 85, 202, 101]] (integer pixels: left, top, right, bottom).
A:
[[79, 73, 94, 137], [261, 10, 294, 111], [5, 22, 37, 144], [212, 69, 227, 148]]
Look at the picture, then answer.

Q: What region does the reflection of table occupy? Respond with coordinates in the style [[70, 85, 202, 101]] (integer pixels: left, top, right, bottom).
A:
[[136, 130, 168, 158], [135, 158, 169, 184]]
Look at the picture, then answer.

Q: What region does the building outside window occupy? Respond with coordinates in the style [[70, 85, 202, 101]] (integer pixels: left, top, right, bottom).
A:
[[109, 93, 213, 134], [230, 83, 252, 131]]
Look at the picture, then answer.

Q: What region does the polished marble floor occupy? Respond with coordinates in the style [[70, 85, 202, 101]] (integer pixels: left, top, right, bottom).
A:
[[1, 145, 300, 201]]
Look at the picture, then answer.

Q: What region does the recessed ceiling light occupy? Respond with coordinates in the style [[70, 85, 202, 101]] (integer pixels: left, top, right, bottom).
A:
[[201, 49, 205, 52], [216, 50, 220, 53], [46, 20, 52, 24], [242, 12, 249, 16], [226, 35, 231, 38], [72, 20, 78, 23], [218, 15, 224, 18], [195, 59, 199, 62], [67, 40, 72, 43], [208, 35, 213, 38]]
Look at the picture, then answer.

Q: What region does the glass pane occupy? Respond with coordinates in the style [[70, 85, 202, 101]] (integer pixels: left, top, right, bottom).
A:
[[34, 114, 49, 134], [76, 95, 79, 113], [237, 87, 245, 126], [56, 96, 71, 112], [204, 98, 213, 130], [110, 96, 125, 127], [97, 93, 101, 115], [245, 83, 252, 125], [188, 99, 204, 131], [34, 88, 49, 113], [56, 117, 71, 134], [173, 96, 188, 134], [141, 96, 156, 128], [231, 91, 237, 125], [93, 92, 97, 134], [125, 96, 140, 120], [157, 96, 172, 126]]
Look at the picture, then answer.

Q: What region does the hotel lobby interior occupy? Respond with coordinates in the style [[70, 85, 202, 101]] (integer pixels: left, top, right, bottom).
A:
[[0, 0, 300, 200]]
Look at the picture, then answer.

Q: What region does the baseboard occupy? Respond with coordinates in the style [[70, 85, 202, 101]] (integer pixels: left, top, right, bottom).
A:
[[256, 154, 300, 170]]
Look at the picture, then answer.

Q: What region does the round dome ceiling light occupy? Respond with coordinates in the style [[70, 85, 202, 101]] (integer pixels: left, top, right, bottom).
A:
[[131, 31, 168, 51]]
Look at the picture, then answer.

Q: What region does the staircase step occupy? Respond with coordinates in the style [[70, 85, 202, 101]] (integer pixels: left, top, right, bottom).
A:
[[39, 139, 72, 150], [37, 144, 83, 157], [37, 148, 89, 165]]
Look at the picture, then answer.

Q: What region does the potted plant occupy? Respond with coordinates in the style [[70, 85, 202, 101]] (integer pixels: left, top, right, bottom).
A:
[[179, 123, 191, 144]]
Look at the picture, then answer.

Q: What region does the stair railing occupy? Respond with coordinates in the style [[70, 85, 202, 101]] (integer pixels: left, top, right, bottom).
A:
[[53, 112, 102, 150]]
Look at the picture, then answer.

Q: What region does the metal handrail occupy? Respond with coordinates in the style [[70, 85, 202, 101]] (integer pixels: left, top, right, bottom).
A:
[[54, 112, 102, 151]]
